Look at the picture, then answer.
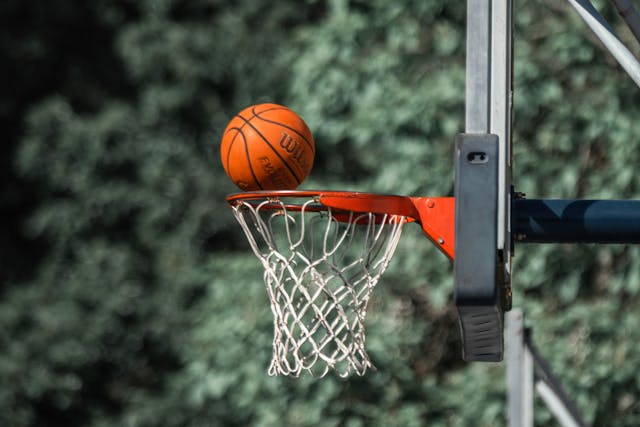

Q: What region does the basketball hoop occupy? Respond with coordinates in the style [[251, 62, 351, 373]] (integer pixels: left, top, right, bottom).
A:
[[227, 190, 454, 377]]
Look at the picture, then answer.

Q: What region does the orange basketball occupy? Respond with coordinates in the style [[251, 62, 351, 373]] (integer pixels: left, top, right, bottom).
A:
[[220, 103, 315, 191]]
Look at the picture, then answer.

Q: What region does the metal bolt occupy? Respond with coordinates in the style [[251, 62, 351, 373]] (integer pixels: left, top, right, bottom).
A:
[[427, 200, 435, 208], [438, 238, 444, 244], [514, 192, 526, 200]]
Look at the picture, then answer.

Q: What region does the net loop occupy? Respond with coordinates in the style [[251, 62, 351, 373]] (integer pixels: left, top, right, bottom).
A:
[[230, 194, 407, 377]]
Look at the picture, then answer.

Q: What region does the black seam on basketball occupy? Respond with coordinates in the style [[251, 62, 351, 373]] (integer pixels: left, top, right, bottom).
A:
[[251, 106, 315, 153], [223, 113, 261, 173], [236, 114, 302, 185], [252, 105, 291, 115], [224, 127, 243, 173], [227, 125, 264, 190], [240, 129, 264, 190]]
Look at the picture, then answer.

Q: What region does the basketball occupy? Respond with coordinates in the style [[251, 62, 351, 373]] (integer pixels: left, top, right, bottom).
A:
[[220, 103, 315, 191]]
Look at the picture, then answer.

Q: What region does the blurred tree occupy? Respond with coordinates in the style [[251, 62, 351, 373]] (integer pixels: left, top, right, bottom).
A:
[[2, 0, 324, 425], [0, 0, 137, 284]]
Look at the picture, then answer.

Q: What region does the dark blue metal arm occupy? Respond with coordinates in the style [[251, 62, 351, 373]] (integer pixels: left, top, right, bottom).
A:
[[514, 199, 640, 244]]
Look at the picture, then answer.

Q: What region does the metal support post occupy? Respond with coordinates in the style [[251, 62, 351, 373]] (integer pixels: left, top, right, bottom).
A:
[[456, 0, 513, 362], [507, 309, 589, 427], [610, 0, 640, 44], [507, 309, 534, 427], [566, 0, 640, 87]]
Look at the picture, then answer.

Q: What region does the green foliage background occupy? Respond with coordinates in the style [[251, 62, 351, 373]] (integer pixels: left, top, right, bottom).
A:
[[1, 0, 639, 425]]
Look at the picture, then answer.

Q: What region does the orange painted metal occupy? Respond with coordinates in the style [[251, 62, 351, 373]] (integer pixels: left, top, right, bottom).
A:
[[318, 193, 420, 218], [227, 190, 455, 259], [409, 197, 455, 260]]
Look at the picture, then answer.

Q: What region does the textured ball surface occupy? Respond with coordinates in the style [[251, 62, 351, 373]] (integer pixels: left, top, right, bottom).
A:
[[220, 103, 315, 191]]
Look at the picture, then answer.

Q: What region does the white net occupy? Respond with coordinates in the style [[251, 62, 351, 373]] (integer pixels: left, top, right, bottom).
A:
[[230, 196, 407, 377]]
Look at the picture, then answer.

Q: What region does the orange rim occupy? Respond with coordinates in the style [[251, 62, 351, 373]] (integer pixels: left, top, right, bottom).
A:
[[226, 190, 456, 260], [226, 190, 421, 219]]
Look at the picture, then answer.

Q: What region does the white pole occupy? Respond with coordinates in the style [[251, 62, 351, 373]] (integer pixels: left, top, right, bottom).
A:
[[491, 0, 514, 276], [566, 0, 640, 88], [536, 380, 582, 427], [465, 0, 492, 133], [506, 309, 534, 427]]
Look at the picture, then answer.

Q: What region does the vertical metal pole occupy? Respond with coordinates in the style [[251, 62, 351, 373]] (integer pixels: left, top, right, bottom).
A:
[[523, 345, 535, 424], [491, 0, 513, 278], [465, 0, 513, 284], [455, 0, 512, 360], [507, 309, 534, 427], [459, 1, 496, 361], [458, 0, 502, 361], [465, 0, 492, 133]]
